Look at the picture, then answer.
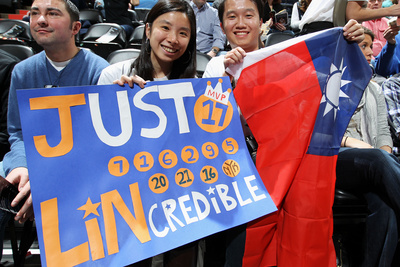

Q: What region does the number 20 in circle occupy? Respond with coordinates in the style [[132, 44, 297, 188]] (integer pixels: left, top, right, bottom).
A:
[[194, 95, 234, 133], [149, 173, 169, 194]]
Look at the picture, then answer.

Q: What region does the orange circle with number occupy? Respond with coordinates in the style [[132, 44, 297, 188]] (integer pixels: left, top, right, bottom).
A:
[[193, 87, 233, 133], [202, 142, 219, 159], [181, 146, 199, 164], [222, 138, 239, 155], [134, 152, 154, 172], [159, 150, 178, 169], [200, 166, 218, 184], [148, 173, 169, 194], [108, 156, 129, 177], [175, 168, 194, 188]]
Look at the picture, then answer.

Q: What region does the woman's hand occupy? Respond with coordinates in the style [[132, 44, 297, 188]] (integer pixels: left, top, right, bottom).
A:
[[113, 74, 147, 89], [343, 19, 365, 43]]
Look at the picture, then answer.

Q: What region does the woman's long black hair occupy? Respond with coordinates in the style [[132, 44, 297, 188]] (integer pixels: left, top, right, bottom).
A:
[[131, 0, 197, 81]]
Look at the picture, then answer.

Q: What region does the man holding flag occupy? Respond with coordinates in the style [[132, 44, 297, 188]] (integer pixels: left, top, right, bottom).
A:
[[203, 0, 371, 266]]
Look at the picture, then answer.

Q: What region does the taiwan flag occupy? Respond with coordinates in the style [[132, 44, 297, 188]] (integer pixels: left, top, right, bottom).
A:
[[229, 28, 371, 266]]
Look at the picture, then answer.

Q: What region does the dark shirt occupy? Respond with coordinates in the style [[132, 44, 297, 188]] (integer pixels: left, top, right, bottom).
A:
[[0, 50, 20, 160], [70, 0, 88, 10], [104, 0, 133, 27], [263, 3, 284, 22]]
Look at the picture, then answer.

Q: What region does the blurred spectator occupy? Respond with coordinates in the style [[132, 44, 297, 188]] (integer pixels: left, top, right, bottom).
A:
[[189, 0, 226, 57], [383, 0, 399, 7], [362, 0, 389, 56], [263, 0, 293, 34], [372, 23, 400, 76], [290, 0, 311, 32], [0, 50, 19, 161], [336, 27, 400, 267], [94, 0, 106, 18], [299, 0, 400, 35], [104, 0, 139, 37], [212, 0, 223, 9], [382, 74, 400, 154]]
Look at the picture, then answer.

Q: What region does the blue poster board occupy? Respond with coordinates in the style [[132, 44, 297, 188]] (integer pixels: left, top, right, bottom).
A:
[[17, 77, 277, 266]]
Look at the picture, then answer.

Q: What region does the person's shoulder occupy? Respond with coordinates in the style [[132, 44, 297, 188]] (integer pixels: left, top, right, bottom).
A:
[[203, 55, 225, 78], [78, 49, 109, 67], [79, 49, 107, 62], [98, 58, 135, 84], [13, 51, 45, 70], [382, 74, 400, 90], [205, 2, 218, 13], [103, 58, 135, 74]]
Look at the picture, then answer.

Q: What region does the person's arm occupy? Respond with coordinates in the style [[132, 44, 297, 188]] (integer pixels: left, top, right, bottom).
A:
[[130, 0, 139, 7], [375, 26, 398, 76], [207, 10, 226, 57], [3, 70, 32, 223], [347, 1, 400, 22], [380, 145, 393, 153], [341, 136, 373, 148], [290, 2, 301, 30], [372, 81, 393, 151]]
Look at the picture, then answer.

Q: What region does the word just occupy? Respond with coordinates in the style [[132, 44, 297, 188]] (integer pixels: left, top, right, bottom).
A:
[[28, 81, 229, 158]]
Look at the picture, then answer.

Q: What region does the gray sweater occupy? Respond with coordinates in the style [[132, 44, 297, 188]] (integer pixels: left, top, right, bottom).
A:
[[345, 80, 392, 149]]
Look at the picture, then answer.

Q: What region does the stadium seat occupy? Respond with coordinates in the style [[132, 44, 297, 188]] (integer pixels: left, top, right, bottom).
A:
[[263, 32, 295, 47], [80, 23, 127, 59], [332, 188, 368, 266], [79, 9, 103, 25], [128, 24, 145, 49], [0, 19, 32, 45], [128, 9, 145, 30], [0, 44, 35, 60], [134, 8, 151, 22], [106, 48, 141, 65], [196, 52, 211, 77]]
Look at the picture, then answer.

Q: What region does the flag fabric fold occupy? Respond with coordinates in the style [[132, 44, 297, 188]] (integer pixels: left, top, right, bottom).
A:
[[232, 28, 372, 266]]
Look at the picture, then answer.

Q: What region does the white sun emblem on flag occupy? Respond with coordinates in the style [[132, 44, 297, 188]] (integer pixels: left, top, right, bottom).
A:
[[320, 59, 351, 119]]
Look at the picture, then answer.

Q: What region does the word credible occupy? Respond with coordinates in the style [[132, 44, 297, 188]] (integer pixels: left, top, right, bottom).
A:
[[42, 176, 266, 266]]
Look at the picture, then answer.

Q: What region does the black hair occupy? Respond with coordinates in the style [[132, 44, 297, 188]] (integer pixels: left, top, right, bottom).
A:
[[63, 0, 80, 22], [218, 0, 264, 24], [362, 26, 375, 42], [132, 0, 197, 81]]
